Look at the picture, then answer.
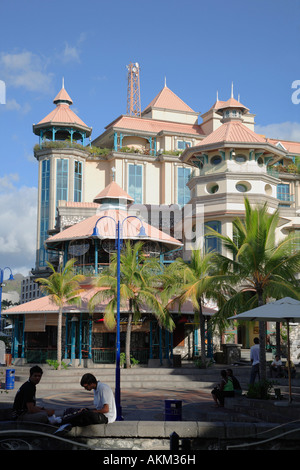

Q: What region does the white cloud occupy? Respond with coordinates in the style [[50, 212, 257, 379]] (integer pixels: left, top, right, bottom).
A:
[[255, 122, 300, 142], [2, 98, 31, 114], [0, 51, 54, 93], [0, 179, 37, 275], [60, 33, 87, 64], [62, 43, 81, 63]]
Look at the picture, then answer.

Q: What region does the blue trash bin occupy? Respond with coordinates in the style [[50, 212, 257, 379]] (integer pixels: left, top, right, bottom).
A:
[[165, 399, 182, 421], [5, 368, 15, 390]]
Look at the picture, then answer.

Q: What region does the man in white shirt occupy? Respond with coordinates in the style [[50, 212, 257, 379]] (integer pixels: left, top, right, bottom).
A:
[[250, 337, 260, 384], [80, 373, 116, 423]]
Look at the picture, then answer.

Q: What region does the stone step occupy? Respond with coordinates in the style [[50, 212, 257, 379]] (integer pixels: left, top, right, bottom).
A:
[[227, 396, 300, 424]]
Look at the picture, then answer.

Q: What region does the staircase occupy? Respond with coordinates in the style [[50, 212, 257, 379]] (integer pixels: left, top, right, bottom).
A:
[[2, 349, 292, 393]]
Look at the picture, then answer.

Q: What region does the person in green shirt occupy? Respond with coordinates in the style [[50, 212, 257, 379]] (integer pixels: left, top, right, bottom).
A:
[[211, 369, 234, 407]]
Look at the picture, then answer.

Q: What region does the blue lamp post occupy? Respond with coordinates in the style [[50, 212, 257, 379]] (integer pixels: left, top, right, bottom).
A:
[[92, 215, 146, 421], [0, 267, 14, 332]]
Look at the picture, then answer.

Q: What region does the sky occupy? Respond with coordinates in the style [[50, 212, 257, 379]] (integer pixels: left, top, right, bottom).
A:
[[0, 0, 299, 277]]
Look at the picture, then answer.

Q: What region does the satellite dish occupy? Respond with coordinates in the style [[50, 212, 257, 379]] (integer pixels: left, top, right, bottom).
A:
[[68, 240, 90, 256], [102, 239, 117, 253]]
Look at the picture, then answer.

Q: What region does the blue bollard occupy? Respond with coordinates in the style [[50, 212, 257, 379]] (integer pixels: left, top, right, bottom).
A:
[[5, 368, 15, 390]]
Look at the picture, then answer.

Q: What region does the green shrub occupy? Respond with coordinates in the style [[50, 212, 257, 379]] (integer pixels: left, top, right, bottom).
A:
[[247, 380, 274, 399], [46, 359, 68, 370]]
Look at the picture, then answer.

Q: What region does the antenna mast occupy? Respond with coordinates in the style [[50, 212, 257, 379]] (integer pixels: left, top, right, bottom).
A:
[[126, 62, 141, 117]]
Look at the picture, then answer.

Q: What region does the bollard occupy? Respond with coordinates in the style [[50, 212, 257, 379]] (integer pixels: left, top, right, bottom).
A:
[[170, 432, 180, 451], [5, 368, 15, 390], [170, 432, 192, 451]]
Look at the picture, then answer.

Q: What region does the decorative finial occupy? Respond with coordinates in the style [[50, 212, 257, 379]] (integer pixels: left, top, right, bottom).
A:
[[62, 77, 65, 89], [231, 82, 234, 99], [164, 76, 167, 87], [216, 90, 219, 101]]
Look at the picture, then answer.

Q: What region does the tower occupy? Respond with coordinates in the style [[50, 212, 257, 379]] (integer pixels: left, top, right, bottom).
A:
[[126, 62, 141, 117], [32, 82, 92, 272]]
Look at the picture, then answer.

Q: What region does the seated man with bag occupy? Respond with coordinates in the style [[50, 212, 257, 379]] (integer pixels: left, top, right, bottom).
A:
[[62, 373, 116, 427]]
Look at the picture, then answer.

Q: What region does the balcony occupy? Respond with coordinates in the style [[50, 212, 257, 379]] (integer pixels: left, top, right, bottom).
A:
[[73, 263, 109, 276]]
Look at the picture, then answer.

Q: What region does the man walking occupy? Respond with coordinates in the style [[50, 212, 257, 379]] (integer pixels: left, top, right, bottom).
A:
[[250, 337, 260, 384]]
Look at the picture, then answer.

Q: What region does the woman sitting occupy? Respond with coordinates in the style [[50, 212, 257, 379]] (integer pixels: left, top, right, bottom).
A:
[[211, 369, 234, 407]]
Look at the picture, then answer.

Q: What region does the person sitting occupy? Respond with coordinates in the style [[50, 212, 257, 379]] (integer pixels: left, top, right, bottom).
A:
[[226, 368, 242, 396], [270, 355, 283, 378], [284, 360, 296, 379], [12, 365, 57, 423], [211, 369, 234, 407]]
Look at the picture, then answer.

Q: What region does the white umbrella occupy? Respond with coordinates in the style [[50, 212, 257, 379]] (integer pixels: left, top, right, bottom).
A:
[[228, 297, 300, 403]]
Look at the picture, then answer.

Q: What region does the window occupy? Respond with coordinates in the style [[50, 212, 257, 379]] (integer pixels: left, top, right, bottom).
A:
[[211, 155, 222, 165], [56, 159, 68, 204], [177, 140, 191, 150], [177, 167, 191, 206], [205, 220, 221, 253], [277, 183, 290, 201], [235, 155, 247, 163], [74, 160, 82, 202], [236, 183, 248, 192], [40, 159, 50, 266], [128, 164, 143, 203]]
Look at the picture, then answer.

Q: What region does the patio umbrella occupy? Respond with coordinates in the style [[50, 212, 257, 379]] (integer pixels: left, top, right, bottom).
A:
[[228, 297, 300, 403]]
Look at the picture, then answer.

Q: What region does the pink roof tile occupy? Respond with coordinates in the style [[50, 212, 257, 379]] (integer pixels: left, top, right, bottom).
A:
[[46, 208, 182, 248], [209, 100, 226, 111], [217, 97, 249, 113], [106, 115, 204, 136], [63, 202, 99, 208], [267, 138, 300, 154], [143, 86, 196, 113], [4, 286, 215, 316], [93, 181, 134, 203], [37, 103, 91, 130], [53, 87, 73, 105], [4, 286, 110, 315], [198, 120, 266, 146]]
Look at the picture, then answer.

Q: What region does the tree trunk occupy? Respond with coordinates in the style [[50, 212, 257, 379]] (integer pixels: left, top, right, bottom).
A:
[[199, 303, 206, 364], [126, 310, 133, 369], [57, 305, 62, 370], [257, 289, 266, 381]]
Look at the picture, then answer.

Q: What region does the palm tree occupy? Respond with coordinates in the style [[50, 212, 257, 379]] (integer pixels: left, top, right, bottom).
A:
[[160, 249, 228, 365], [36, 259, 84, 370], [207, 198, 300, 379], [89, 241, 174, 368]]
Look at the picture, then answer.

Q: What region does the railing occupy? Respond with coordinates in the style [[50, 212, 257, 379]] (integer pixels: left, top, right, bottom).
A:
[[26, 349, 57, 364], [92, 348, 149, 364], [73, 263, 109, 276]]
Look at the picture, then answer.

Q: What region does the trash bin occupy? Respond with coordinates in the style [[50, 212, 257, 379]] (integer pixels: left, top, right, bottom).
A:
[[5, 369, 15, 390], [165, 399, 182, 421]]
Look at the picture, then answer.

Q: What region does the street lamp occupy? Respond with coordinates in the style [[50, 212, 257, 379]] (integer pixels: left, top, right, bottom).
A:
[[0, 267, 14, 332], [92, 215, 146, 421]]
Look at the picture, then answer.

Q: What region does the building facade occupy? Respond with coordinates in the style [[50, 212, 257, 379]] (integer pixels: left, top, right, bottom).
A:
[[5, 74, 300, 364]]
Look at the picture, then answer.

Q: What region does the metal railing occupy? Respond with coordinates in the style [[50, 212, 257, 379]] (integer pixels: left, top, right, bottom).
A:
[[92, 348, 149, 364], [73, 263, 109, 276]]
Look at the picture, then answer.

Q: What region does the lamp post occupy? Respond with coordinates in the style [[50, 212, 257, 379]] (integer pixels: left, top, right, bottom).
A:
[[0, 267, 14, 332], [92, 215, 146, 421]]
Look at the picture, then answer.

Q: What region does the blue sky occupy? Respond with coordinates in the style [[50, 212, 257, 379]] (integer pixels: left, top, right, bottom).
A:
[[0, 0, 299, 276]]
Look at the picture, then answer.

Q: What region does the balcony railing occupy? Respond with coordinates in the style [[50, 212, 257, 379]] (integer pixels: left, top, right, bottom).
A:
[[92, 348, 149, 364], [73, 263, 109, 276]]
